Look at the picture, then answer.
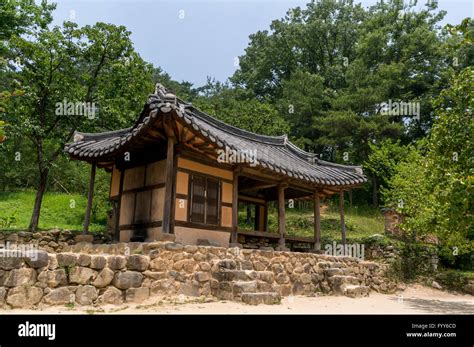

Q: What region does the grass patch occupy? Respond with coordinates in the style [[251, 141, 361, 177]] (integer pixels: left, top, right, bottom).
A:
[[2, 190, 383, 241], [239, 203, 384, 242], [0, 191, 108, 232], [435, 269, 474, 292]]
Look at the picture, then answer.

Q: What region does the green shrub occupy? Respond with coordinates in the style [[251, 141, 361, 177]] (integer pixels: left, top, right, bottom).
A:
[[435, 270, 472, 291]]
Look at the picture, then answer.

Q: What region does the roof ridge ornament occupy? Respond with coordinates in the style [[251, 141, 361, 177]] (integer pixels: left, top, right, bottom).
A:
[[154, 82, 167, 95], [154, 82, 177, 105], [73, 132, 84, 142]]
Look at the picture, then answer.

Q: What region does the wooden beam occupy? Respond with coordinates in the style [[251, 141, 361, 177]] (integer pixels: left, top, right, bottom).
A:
[[180, 127, 189, 142], [171, 119, 180, 140], [195, 142, 214, 149], [237, 229, 279, 239], [83, 163, 96, 235], [185, 136, 198, 145], [238, 194, 266, 205], [241, 168, 280, 184], [340, 190, 346, 245], [162, 136, 176, 233], [236, 229, 315, 244], [163, 118, 176, 138], [147, 128, 166, 140], [278, 184, 286, 249], [239, 182, 277, 193], [231, 169, 239, 244], [314, 189, 321, 251]]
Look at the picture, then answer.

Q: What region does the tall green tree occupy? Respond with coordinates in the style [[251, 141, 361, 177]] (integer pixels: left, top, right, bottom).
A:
[[1, 0, 56, 112], [193, 79, 289, 136], [231, 0, 449, 205], [5, 12, 153, 231], [384, 65, 473, 265], [232, 0, 366, 100]]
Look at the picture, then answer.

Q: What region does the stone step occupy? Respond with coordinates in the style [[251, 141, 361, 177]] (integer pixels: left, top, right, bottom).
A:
[[330, 275, 362, 295], [324, 268, 343, 277], [328, 275, 360, 286], [212, 269, 257, 282], [232, 281, 258, 296], [343, 285, 370, 298], [241, 292, 281, 305]]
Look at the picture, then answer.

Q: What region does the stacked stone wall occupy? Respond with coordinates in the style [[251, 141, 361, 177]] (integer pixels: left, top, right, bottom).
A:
[[0, 241, 397, 308]]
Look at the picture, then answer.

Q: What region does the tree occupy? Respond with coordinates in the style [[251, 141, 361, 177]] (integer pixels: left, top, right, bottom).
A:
[[427, 64, 473, 264], [276, 69, 330, 151], [1, 0, 56, 114], [364, 140, 407, 206], [192, 79, 289, 136], [382, 142, 434, 237], [231, 0, 449, 205], [0, 0, 55, 52], [384, 65, 473, 265], [5, 15, 153, 231], [231, 0, 366, 100]]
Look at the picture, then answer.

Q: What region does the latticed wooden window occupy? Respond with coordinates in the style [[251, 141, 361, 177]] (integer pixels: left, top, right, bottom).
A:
[[190, 175, 220, 225], [206, 179, 219, 225]]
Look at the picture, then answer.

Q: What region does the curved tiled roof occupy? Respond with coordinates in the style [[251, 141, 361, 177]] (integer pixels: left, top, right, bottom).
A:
[[65, 84, 366, 187]]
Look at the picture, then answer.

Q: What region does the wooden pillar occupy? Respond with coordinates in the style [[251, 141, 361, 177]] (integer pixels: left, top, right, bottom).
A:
[[83, 163, 96, 234], [170, 153, 178, 233], [162, 137, 175, 233], [349, 189, 353, 210], [313, 189, 321, 251], [254, 204, 260, 231], [339, 190, 346, 245], [278, 184, 286, 248], [114, 168, 125, 241], [231, 170, 239, 243], [263, 202, 268, 232]]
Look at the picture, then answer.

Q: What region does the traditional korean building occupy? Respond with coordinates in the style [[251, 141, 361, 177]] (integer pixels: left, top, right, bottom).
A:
[[65, 84, 366, 250]]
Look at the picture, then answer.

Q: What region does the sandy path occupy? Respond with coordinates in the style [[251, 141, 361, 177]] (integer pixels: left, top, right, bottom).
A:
[[4, 284, 473, 315]]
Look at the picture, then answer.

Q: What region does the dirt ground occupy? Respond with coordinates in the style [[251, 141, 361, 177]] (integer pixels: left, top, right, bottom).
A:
[[4, 284, 473, 315]]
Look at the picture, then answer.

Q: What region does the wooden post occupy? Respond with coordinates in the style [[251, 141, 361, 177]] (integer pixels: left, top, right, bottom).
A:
[[170, 152, 178, 234], [231, 170, 239, 244], [114, 168, 125, 241], [339, 190, 346, 245], [162, 137, 175, 233], [278, 184, 286, 249], [254, 204, 260, 231], [313, 190, 321, 251], [349, 189, 353, 210], [263, 202, 268, 232], [83, 163, 96, 234]]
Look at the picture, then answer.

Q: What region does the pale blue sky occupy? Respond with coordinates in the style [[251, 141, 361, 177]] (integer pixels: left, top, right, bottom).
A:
[[50, 0, 473, 87]]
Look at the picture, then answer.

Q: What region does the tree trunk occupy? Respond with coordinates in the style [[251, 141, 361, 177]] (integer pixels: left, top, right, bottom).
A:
[[372, 174, 378, 207], [29, 169, 49, 232]]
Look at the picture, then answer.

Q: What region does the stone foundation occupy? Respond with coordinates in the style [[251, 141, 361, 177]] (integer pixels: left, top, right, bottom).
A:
[[0, 241, 398, 309], [0, 230, 110, 253]]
